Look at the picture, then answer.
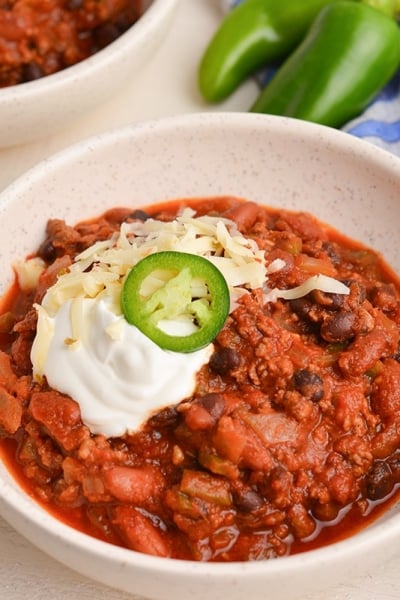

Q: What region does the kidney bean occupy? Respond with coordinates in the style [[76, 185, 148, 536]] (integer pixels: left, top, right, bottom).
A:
[[112, 506, 170, 557], [103, 465, 164, 504], [223, 201, 260, 232]]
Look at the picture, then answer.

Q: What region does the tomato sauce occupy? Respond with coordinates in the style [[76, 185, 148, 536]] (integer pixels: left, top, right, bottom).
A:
[[0, 0, 144, 87], [1, 196, 400, 562]]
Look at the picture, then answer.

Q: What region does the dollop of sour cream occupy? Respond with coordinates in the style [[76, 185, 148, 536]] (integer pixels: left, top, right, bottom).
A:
[[34, 298, 212, 437], [31, 207, 267, 438]]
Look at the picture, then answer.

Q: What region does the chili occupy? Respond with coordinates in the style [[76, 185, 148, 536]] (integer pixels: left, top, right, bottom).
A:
[[0, 0, 144, 88], [250, 1, 400, 128], [121, 251, 230, 353], [2, 197, 400, 561]]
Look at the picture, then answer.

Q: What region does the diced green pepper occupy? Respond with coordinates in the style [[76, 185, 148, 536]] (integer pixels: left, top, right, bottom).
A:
[[180, 469, 232, 506], [121, 251, 230, 353]]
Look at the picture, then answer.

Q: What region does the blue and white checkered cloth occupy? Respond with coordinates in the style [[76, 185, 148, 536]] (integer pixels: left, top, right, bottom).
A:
[[221, 0, 400, 156]]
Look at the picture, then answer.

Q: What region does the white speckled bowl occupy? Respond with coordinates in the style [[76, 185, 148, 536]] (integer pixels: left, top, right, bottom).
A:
[[0, 113, 400, 600], [0, 0, 178, 148]]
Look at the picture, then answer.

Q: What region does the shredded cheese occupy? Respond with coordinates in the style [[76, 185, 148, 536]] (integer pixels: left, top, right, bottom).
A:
[[264, 274, 350, 303], [39, 207, 267, 319], [32, 207, 351, 385]]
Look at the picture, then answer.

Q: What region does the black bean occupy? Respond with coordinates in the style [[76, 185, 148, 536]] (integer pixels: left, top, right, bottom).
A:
[[66, 0, 83, 9], [290, 297, 314, 321], [321, 241, 341, 266], [94, 23, 121, 49], [129, 209, 150, 222], [37, 239, 57, 263], [234, 488, 264, 512], [148, 405, 178, 427], [325, 292, 345, 311], [22, 62, 44, 82], [365, 461, 394, 500], [329, 293, 347, 310], [209, 347, 241, 374], [311, 289, 347, 311], [293, 369, 324, 402], [114, 15, 134, 33], [320, 311, 356, 343], [196, 393, 225, 420]]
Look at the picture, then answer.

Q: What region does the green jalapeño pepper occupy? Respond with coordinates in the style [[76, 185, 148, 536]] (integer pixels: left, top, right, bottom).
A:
[[251, 1, 400, 128], [121, 251, 230, 353], [198, 0, 343, 103]]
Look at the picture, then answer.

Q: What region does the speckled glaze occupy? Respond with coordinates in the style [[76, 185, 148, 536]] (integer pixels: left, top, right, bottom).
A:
[[0, 113, 400, 600], [0, 0, 178, 148]]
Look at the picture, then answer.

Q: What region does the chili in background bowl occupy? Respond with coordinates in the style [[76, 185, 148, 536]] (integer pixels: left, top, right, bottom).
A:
[[1, 112, 400, 599], [0, 0, 178, 148]]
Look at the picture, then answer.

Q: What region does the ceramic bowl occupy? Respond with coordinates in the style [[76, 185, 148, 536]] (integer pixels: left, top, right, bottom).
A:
[[0, 0, 178, 148], [0, 112, 400, 600]]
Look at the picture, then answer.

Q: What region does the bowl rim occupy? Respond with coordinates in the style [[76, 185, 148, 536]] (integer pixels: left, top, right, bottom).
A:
[[1, 111, 400, 207], [1, 111, 400, 579], [0, 0, 179, 102]]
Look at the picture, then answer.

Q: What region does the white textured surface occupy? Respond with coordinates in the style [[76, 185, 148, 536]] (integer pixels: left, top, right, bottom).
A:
[[0, 1, 399, 599]]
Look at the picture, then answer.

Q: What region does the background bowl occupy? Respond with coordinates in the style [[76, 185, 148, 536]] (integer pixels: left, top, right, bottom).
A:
[[0, 0, 178, 148], [0, 112, 400, 600]]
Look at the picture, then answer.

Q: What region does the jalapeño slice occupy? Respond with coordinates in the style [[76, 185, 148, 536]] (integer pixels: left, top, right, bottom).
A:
[[121, 251, 230, 353]]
